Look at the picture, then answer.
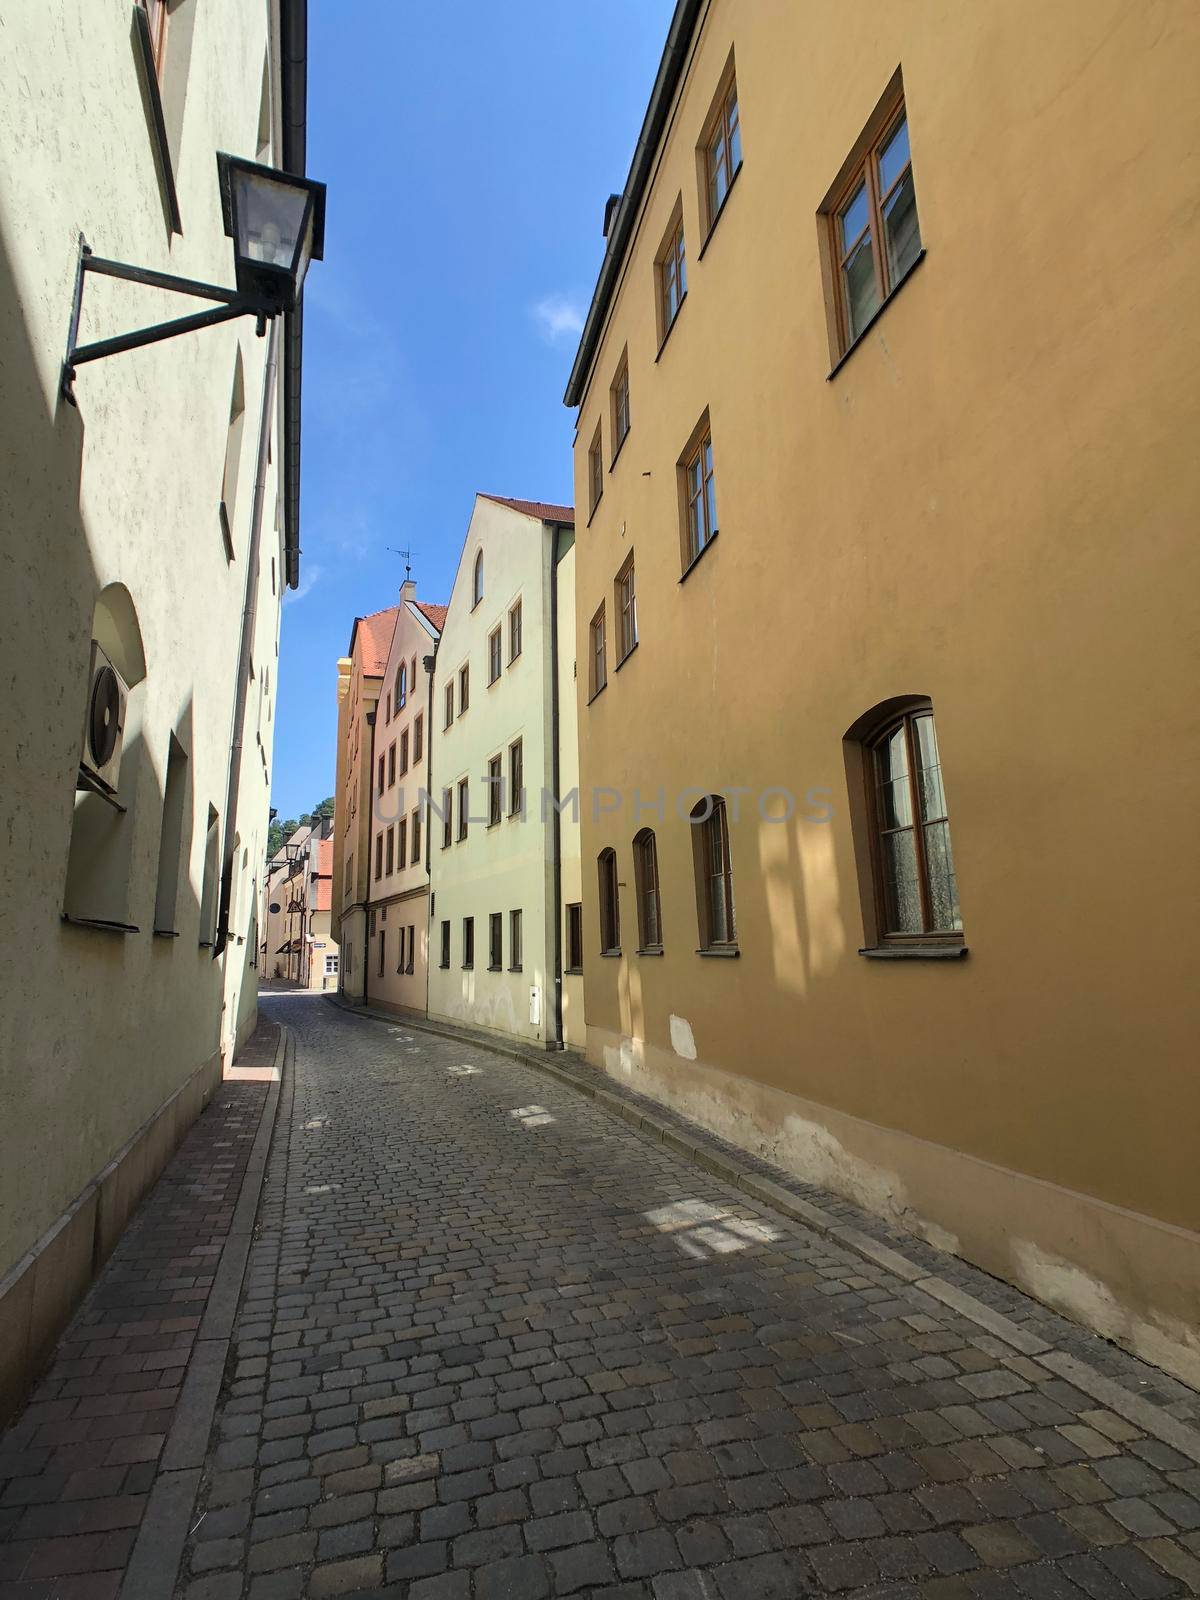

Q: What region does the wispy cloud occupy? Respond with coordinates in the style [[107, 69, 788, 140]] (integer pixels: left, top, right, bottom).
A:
[[285, 564, 324, 605], [531, 293, 585, 345]]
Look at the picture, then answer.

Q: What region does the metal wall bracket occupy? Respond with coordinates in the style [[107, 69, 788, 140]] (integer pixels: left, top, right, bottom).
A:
[[61, 234, 273, 404]]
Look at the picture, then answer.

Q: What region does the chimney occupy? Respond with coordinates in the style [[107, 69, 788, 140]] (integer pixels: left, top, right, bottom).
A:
[[400, 578, 416, 602], [602, 193, 622, 239]]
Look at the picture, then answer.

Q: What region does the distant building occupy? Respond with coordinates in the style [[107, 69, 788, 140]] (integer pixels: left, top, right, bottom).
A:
[[0, 0, 315, 1420], [363, 583, 446, 1015], [427, 496, 584, 1050]]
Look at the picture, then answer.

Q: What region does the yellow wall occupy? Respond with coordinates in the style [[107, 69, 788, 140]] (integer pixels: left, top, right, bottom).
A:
[[570, 0, 1200, 1379]]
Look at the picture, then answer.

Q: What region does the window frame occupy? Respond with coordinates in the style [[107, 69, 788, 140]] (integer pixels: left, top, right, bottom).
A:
[[443, 682, 454, 730], [589, 603, 607, 702], [487, 754, 503, 827], [413, 712, 424, 763], [508, 738, 523, 819], [385, 825, 395, 876], [488, 625, 502, 686], [691, 795, 738, 953], [440, 919, 451, 969], [587, 422, 604, 519], [633, 828, 663, 953], [139, 0, 169, 79], [441, 787, 453, 850], [508, 599, 522, 664], [615, 553, 637, 665], [655, 201, 687, 350], [387, 742, 396, 787], [399, 729, 409, 776], [565, 902, 583, 974], [462, 916, 474, 969], [701, 68, 743, 238], [472, 550, 484, 610], [397, 815, 407, 870], [458, 663, 469, 716], [509, 909, 523, 972], [610, 350, 631, 465], [411, 806, 421, 864], [680, 416, 718, 573], [457, 777, 469, 842], [597, 847, 620, 955], [488, 911, 503, 972]]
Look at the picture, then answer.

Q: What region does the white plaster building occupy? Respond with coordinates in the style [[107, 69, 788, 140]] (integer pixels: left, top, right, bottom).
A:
[[0, 0, 316, 1419], [428, 496, 585, 1049]]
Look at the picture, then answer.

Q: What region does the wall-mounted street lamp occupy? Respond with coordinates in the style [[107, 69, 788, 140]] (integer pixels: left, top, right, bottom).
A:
[[62, 152, 326, 403]]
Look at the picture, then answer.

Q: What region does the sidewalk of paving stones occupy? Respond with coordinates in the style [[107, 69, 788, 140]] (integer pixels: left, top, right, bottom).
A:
[[0, 1016, 286, 1599]]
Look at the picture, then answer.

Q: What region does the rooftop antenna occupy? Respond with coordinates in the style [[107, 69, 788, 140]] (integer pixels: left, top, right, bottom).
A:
[[387, 546, 412, 583]]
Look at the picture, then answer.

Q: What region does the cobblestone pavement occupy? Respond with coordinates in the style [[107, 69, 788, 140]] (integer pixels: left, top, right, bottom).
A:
[[0, 1018, 277, 1598], [167, 997, 1198, 1599]]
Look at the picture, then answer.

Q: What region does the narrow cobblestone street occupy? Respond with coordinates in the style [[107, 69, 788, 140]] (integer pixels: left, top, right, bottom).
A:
[[4, 996, 1200, 1598]]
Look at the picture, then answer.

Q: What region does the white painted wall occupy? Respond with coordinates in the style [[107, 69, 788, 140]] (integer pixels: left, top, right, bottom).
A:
[[0, 0, 285, 1281]]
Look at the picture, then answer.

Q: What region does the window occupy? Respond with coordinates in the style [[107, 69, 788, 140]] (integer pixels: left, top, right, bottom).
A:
[[508, 739, 523, 818], [219, 351, 245, 561], [862, 705, 962, 941], [396, 660, 406, 711], [413, 712, 424, 763], [691, 796, 736, 950], [633, 829, 662, 952], [397, 816, 407, 870], [488, 626, 502, 685], [375, 832, 384, 880], [704, 76, 742, 228], [473, 551, 484, 608], [407, 925, 415, 974], [325, 953, 338, 976], [657, 206, 687, 342], [199, 806, 220, 945], [682, 422, 717, 568], [509, 600, 522, 663], [385, 826, 395, 875], [458, 663, 469, 715], [444, 682, 454, 729], [611, 353, 630, 458], [826, 91, 921, 354], [138, 0, 168, 77], [598, 849, 620, 954], [588, 423, 603, 517], [377, 753, 385, 795], [616, 554, 637, 662], [385, 692, 392, 723], [396, 925, 407, 974], [457, 777, 469, 841], [589, 604, 607, 700], [411, 807, 421, 863], [153, 733, 187, 934], [509, 910, 523, 971], [462, 916, 474, 968], [400, 729, 409, 776], [440, 919, 451, 968], [487, 755, 503, 827], [441, 787, 453, 849], [378, 929, 386, 977], [489, 912, 503, 971], [387, 743, 396, 787], [412, 655, 418, 691], [566, 903, 583, 972]]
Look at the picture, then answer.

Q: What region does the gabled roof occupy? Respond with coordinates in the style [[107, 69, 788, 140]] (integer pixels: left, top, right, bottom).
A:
[[347, 605, 401, 677], [414, 601, 448, 632], [478, 493, 575, 526]]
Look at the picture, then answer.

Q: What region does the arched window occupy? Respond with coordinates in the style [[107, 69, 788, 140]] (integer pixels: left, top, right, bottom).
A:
[[845, 698, 963, 948], [690, 795, 736, 951], [473, 550, 484, 608], [633, 829, 662, 952], [597, 848, 620, 954]]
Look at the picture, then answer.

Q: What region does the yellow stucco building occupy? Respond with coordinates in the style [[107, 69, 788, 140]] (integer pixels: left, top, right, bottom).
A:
[[565, 0, 1200, 1382]]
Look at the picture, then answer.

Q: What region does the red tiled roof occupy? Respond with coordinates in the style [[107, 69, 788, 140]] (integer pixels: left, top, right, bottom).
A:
[[479, 493, 575, 525], [348, 605, 400, 676], [414, 601, 448, 632], [315, 837, 332, 912]]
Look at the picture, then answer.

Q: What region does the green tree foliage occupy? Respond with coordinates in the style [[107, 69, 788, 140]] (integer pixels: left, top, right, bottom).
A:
[[266, 798, 334, 861]]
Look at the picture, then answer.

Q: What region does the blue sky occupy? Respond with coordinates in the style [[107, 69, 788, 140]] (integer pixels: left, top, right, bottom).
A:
[[271, 0, 675, 822]]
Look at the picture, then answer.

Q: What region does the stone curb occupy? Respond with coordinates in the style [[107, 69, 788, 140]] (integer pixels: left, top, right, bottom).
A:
[[327, 992, 1200, 1467], [120, 1023, 293, 1600]]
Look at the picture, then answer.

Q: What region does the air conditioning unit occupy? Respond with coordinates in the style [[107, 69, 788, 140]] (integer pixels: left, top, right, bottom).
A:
[[79, 640, 128, 794]]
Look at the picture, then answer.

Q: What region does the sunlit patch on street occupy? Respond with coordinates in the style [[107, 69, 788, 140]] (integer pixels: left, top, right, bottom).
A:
[[644, 1197, 780, 1257]]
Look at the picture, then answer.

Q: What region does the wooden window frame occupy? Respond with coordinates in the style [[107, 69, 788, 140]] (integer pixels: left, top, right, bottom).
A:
[[443, 682, 454, 730], [385, 826, 395, 876], [633, 828, 663, 953], [610, 350, 631, 465], [397, 816, 407, 871], [587, 422, 604, 519], [565, 902, 583, 973], [597, 848, 620, 955], [387, 743, 396, 787], [589, 603, 607, 702], [655, 201, 687, 351], [819, 75, 922, 364], [377, 753, 385, 796], [458, 663, 469, 716], [679, 413, 717, 573], [440, 918, 451, 969], [413, 712, 424, 763], [472, 550, 484, 610], [378, 927, 386, 978], [508, 599, 522, 664], [691, 795, 737, 952], [487, 755, 502, 827], [508, 738, 523, 818], [406, 924, 415, 975], [615, 553, 637, 664], [457, 777, 469, 842], [441, 787, 453, 850], [139, 0, 169, 79], [488, 911, 503, 972], [400, 729, 409, 776], [411, 807, 421, 864], [487, 626, 502, 686], [699, 60, 742, 237], [509, 909, 523, 972], [462, 916, 474, 970], [374, 831, 383, 881]]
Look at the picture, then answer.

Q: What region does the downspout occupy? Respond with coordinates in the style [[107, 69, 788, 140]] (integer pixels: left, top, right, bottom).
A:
[[548, 523, 565, 1050], [215, 318, 280, 956], [364, 708, 377, 1005]]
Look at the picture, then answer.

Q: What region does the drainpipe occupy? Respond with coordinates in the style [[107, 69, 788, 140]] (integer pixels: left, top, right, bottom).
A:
[[363, 708, 376, 1006], [548, 522, 565, 1050], [215, 318, 280, 958]]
